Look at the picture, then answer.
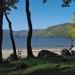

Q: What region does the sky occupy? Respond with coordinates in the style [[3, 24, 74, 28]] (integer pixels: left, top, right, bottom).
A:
[[3, 0, 75, 31]]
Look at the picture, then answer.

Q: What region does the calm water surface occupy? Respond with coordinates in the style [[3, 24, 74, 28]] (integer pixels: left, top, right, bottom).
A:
[[2, 37, 75, 49]]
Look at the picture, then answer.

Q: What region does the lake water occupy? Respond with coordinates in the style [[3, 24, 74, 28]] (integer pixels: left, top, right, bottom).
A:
[[2, 37, 75, 49]]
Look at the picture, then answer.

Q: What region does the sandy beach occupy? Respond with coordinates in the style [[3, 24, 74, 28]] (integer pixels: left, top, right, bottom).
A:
[[2, 48, 64, 59], [2, 47, 75, 59]]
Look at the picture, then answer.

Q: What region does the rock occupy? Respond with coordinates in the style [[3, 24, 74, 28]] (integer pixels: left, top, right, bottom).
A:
[[38, 50, 59, 58], [38, 50, 63, 62]]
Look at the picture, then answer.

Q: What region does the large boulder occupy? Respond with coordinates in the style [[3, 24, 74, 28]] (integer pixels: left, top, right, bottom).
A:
[[38, 50, 63, 62], [38, 50, 59, 58]]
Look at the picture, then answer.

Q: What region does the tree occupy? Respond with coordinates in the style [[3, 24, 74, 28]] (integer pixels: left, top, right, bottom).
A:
[[5, 11, 18, 59], [0, 0, 3, 63], [0, 0, 19, 63], [26, 0, 34, 57], [67, 12, 75, 51], [62, 0, 71, 7], [62, 0, 75, 7], [43, 0, 74, 6], [25, 0, 47, 57], [43, 0, 47, 4], [4, 0, 19, 59], [25, 0, 74, 58]]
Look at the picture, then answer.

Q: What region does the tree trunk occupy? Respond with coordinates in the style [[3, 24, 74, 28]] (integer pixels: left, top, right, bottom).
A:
[[5, 12, 17, 59], [26, 0, 34, 57], [0, 0, 3, 63], [68, 38, 73, 51]]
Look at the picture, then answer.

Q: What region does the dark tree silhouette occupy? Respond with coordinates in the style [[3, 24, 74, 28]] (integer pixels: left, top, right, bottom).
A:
[[0, 0, 19, 62], [5, 12, 18, 59], [68, 39, 73, 51], [26, 0, 34, 57], [43, 0, 47, 4], [2, 0, 19, 60], [43, 0, 74, 6], [0, 0, 3, 63], [62, 0, 71, 7]]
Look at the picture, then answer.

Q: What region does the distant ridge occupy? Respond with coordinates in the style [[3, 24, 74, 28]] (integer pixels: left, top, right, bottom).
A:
[[3, 23, 73, 38]]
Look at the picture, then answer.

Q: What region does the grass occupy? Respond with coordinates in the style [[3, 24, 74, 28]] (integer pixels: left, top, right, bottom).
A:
[[0, 58, 75, 75]]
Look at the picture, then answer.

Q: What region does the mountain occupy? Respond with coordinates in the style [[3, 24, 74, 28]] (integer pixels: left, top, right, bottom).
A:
[[3, 23, 73, 38], [32, 23, 72, 38]]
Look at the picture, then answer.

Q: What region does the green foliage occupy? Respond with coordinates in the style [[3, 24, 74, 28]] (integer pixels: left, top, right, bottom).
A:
[[3, 0, 19, 13], [43, 0, 47, 4], [67, 23, 75, 38]]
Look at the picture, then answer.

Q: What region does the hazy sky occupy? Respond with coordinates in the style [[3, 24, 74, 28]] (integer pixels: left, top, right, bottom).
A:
[[3, 0, 75, 31]]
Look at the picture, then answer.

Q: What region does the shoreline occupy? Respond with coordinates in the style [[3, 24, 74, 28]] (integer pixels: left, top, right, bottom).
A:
[[2, 47, 66, 50], [2, 48, 62, 59], [2, 47, 75, 59]]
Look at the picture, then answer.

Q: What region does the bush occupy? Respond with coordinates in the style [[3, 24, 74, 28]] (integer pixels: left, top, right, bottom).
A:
[[7, 53, 18, 61], [70, 50, 75, 56], [61, 49, 71, 56]]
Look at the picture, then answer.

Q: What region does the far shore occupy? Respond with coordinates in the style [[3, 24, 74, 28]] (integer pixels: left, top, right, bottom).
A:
[[2, 47, 75, 59]]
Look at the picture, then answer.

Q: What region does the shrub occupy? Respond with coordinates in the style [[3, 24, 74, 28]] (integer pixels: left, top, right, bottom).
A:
[[61, 49, 71, 56], [7, 53, 18, 61]]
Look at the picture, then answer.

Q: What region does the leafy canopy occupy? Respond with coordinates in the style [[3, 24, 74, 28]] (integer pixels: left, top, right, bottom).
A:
[[68, 13, 75, 38], [3, 0, 19, 13]]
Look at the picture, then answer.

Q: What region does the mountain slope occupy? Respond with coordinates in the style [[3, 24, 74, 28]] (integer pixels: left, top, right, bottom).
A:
[[33, 23, 72, 38], [3, 23, 74, 38]]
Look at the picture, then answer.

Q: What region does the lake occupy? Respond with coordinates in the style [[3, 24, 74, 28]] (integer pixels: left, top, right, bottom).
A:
[[2, 37, 75, 49]]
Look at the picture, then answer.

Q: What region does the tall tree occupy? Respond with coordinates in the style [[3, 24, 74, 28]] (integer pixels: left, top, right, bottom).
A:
[[25, 0, 74, 58], [3, 0, 19, 59], [26, 0, 34, 57], [0, 0, 3, 63], [0, 0, 19, 63], [67, 12, 75, 51], [5, 12, 18, 59], [25, 0, 48, 57]]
